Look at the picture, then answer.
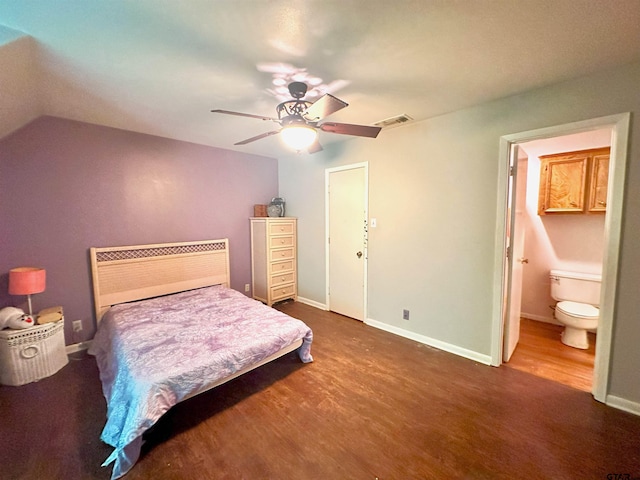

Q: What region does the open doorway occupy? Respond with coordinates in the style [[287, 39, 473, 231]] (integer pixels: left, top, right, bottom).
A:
[[503, 129, 612, 392], [492, 113, 630, 404]]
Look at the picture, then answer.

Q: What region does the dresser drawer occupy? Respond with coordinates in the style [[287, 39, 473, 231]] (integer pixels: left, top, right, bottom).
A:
[[269, 247, 295, 262], [270, 283, 296, 301], [269, 235, 294, 249], [269, 221, 295, 235], [271, 272, 294, 286], [271, 259, 294, 274]]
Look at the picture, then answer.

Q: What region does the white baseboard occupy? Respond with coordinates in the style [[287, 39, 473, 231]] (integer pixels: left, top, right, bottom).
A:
[[296, 296, 327, 310], [521, 312, 558, 324], [606, 395, 640, 417], [66, 340, 92, 355], [365, 318, 492, 366]]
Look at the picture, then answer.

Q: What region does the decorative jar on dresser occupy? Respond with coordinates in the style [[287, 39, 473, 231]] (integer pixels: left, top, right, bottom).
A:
[[250, 217, 297, 306]]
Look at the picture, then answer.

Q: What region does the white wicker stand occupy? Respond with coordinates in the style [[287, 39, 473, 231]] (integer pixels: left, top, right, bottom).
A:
[[0, 319, 68, 386]]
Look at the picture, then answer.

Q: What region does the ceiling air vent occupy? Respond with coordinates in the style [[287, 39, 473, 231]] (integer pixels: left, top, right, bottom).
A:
[[373, 113, 414, 129]]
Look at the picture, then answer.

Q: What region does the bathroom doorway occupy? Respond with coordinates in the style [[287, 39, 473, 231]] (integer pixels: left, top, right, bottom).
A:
[[492, 113, 630, 403], [505, 130, 611, 391]]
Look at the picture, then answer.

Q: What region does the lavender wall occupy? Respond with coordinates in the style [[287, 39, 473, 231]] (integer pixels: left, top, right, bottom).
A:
[[0, 116, 278, 343]]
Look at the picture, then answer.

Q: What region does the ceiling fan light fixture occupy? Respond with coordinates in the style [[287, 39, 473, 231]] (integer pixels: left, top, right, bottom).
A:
[[280, 123, 318, 151], [212, 81, 377, 153]]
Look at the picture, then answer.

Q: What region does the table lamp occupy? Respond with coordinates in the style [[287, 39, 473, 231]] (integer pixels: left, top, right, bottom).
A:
[[8, 267, 46, 316]]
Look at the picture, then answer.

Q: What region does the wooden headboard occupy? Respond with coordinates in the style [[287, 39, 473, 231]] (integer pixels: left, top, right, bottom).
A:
[[90, 239, 230, 323]]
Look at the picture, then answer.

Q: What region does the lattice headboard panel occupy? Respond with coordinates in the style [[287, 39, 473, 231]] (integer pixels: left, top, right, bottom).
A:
[[90, 239, 230, 323]]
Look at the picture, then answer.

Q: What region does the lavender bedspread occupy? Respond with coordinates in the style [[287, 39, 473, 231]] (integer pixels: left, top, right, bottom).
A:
[[88, 285, 313, 479]]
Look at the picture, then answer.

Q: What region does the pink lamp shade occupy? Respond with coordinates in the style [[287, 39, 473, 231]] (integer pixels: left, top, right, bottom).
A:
[[9, 267, 46, 295], [9, 267, 46, 316]]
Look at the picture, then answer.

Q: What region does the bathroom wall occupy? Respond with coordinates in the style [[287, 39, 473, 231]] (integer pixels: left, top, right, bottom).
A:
[[519, 129, 611, 322]]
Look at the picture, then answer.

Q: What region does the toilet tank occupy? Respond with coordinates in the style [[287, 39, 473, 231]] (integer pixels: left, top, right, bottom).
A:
[[549, 270, 602, 305]]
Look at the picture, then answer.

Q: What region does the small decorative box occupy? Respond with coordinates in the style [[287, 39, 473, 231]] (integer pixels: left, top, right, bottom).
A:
[[0, 319, 68, 386], [254, 204, 268, 217]]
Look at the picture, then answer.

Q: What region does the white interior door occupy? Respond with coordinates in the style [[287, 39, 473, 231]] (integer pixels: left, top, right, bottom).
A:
[[503, 145, 528, 362], [327, 164, 367, 321]]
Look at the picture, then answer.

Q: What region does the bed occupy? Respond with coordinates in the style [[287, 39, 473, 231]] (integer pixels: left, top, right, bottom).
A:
[[87, 239, 313, 479]]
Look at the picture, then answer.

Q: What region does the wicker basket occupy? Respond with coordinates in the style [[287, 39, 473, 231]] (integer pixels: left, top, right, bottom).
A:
[[0, 319, 68, 386]]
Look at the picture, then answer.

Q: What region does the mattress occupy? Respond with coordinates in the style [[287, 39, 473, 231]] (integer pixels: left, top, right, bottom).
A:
[[88, 285, 313, 479]]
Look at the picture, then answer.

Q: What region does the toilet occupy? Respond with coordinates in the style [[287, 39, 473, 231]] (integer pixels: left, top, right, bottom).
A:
[[549, 269, 601, 349]]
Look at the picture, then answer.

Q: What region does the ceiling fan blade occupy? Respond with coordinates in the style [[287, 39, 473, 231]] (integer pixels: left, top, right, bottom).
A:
[[302, 94, 348, 121], [234, 130, 280, 145], [319, 122, 382, 138], [308, 139, 323, 154], [211, 109, 278, 122]]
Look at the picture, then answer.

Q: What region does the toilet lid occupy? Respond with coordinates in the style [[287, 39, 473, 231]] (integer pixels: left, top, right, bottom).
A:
[[556, 301, 599, 318]]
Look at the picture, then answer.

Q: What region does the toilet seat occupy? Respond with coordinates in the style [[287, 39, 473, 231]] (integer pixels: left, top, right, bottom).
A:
[[556, 301, 599, 319]]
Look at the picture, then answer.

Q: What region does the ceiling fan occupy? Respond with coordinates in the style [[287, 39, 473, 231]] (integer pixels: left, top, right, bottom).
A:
[[211, 82, 381, 153]]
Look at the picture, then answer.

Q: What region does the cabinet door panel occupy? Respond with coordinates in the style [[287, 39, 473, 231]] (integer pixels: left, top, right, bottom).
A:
[[540, 157, 586, 213], [538, 155, 588, 215], [589, 154, 609, 212]]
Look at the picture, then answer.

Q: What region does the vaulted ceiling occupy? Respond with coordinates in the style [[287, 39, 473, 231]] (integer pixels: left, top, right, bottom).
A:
[[1, 0, 640, 158]]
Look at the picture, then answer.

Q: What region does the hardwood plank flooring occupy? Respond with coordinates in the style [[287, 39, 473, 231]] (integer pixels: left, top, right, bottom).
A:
[[505, 318, 595, 392], [1, 301, 639, 479]]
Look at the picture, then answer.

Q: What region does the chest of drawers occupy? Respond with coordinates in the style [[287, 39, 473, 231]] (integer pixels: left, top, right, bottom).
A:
[[250, 217, 297, 306]]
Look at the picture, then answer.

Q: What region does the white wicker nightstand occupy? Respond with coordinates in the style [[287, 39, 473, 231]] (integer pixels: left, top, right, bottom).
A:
[[0, 319, 68, 386]]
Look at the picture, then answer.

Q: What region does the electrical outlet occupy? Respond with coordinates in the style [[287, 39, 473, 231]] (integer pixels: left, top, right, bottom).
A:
[[72, 319, 83, 332], [403, 309, 410, 320], [244, 283, 250, 292]]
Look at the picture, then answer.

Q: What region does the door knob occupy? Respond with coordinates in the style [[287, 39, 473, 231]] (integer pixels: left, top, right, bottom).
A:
[[518, 257, 529, 264], [356, 251, 363, 258]]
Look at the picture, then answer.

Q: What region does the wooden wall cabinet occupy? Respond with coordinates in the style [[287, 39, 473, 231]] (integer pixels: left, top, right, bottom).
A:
[[537, 147, 610, 215], [588, 153, 609, 212], [250, 217, 297, 306]]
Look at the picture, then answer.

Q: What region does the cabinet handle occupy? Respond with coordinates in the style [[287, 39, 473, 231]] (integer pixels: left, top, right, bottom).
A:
[[570, 202, 578, 207], [598, 201, 606, 206], [281, 239, 285, 244]]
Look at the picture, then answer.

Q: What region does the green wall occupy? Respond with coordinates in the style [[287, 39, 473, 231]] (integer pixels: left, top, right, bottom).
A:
[[279, 60, 640, 409]]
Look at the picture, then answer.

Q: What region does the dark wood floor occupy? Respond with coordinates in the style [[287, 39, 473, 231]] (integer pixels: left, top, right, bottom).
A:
[[1, 301, 640, 479], [505, 318, 596, 392]]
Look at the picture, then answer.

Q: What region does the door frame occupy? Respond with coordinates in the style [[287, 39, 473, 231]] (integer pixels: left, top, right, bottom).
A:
[[325, 162, 369, 319], [490, 113, 630, 403]]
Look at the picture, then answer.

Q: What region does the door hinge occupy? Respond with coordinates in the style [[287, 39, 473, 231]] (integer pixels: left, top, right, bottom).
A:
[[509, 166, 515, 176], [506, 245, 511, 259]]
